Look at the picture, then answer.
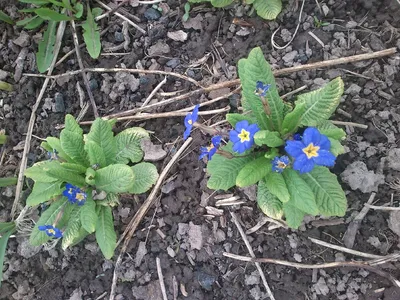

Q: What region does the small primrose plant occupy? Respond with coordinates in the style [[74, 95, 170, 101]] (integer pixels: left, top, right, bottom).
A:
[[188, 0, 282, 20], [185, 47, 348, 229], [24, 115, 159, 259]]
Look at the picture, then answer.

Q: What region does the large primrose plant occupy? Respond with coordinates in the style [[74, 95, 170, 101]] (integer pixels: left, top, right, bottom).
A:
[[24, 115, 158, 259], [185, 47, 347, 229]]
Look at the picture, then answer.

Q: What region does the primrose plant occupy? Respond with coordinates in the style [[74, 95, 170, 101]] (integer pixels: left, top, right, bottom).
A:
[[24, 115, 159, 259], [185, 47, 347, 229], [188, 0, 282, 20]]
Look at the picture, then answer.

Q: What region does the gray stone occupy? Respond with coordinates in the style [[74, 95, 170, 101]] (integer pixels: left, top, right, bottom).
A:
[[0, 70, 8, 80], [148, 41, 170, 56], [13, 31, 30, 47], [314, 277, 330, 295], [341, 161, 384, 193], [345, 84, 362, 95], [387, 148, 400, 171], [245, 272, 260, 285], [114, 31, 124, 42], [282, 50, 298, 65], [54, 93, 65, 113], [68, 288, 83, 300], [132, 280, 163, 300], [144, 8, 161, 21], [141, 139, 167, 162], [17, 239, 41, 258], [166, 58, 180, 68], [388, 210, 400, 238], [188, 222, 203, 250]]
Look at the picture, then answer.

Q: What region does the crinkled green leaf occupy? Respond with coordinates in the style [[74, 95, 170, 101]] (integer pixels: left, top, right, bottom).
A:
[[129, 162, 158, 194], [69, 227, 89, 247], [236, 156, 271, 187], [238, 47, 284, 131], [36, 20, 57, 73], [252, 0, 282, 20], [80, 195, 97, 233], [30, 198, 67, 246], [207, 144, 253, 191], [283, 169, 318, 216], [301, 166, 347, 217], [317, 120, 346, 140], [115, 127, 149, 164], [328, 138, 345, 157], [96, 206, 116, 259], [296, 77, 344, 126], [281, 102, 306, 135], [94, 164, 134, 193], [210, 0, 233, 7], [265, 172, 290, 203], [254, 130, 283, 147], [60, 163, 87, 174], [46, 137, 73, 162], [34, 8, 72, 21], [257, 180, 283, 219], [64, 114, 83, 135], [25, 161, 59, 182], [61, 206, 81, 250], [60, 130, 89, 166], [283, 202, 305, 229], [82, 5, 101, 59], [26, 181, 63, 206], [226, 113, 257, 127], [87, 118, 116, 166], [46, 162, 86, 186], [85, 141, 107, 168]]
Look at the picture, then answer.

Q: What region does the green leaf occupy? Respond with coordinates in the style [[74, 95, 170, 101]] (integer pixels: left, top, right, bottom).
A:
[[0, 228, 14, 288], [45, 162, 86, 186], [282, 169, 318, 216], [257, 180, 283, 219], [34, 8, 72, 21], [238, 47, 284, 131], [226, 113, 257, 127], [94, 164, 134, 193], [0, 134, 6, 145], [296, 77, 344, 126], [210, 0, 234, 7], [254, 130, 284, 147], [207, 145, 253, 191], [236, 156, 271, 187], [252, 0, 282, 20], [264, 172, 290, 203], [36, 20, 57, 73], [96, 206, 116, 259], [60, 163, 87, 174], [25, 161, 59, 182], [301, 166, 347, 217], [82, 5, 101, 59], [61, 206, 82, 250], [24, 16, 45, 29], [30, 198, 67, 246], [283, 202, 305, 229], [60, 130, 89, 166], [20, 0, 50, 4], [26, 181, 63, 206], [317, 120, 346, 140], [129, 162, 158, 194], [73, 3, 83, 18], [115, 127, 149, 164], [0, 10, 13, 25], [183, 2, 190, 22], [16, 16, 37, 27], [0, 177, 17, 187], [80, 196, 97, 233], [328, 138, 345, 157], [87, 118, 117, 166], [61, 0, 73, 10], [69, 227, 89, 246], [281, 102, 306, 135], [85, 141, 107, 168], [46, 137, 72, 162], [64, 114, 83, 135], [0, 222, 15, 235]]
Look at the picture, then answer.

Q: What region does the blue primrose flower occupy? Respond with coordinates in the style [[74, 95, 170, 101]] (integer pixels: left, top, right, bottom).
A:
[[285, 127, 336, 174], [293, 133, 302, 141], [38, 225, 63, 238], [254, 81, 271, 97], [62, 183, 87, 206], [272, 155, 290, 173], [199, 136, 222, 160], [183, 104, 199, 140], [229, 120, 260, 154]]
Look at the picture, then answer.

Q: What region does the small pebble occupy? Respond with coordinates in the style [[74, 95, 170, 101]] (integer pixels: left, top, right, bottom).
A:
[[54, 93, 65, 113], [144, 8, 161, 21], [89, 79, 98, 91], [114, 31, 124, 43]]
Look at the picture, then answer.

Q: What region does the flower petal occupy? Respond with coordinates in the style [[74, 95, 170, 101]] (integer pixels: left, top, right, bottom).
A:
[[285, 140, 305, 157], [211, 135, 222, 147], [198, 147, 208, 160], [191, 104, 199, 122], [313, 150, 336, 167], [318, 135, 331, 150], [229, 130, 240, 143], [184, 113, 192, 127], [232, 141, 246, 154], [303, 127, 321, 146], [293, 155, 315, 173], [235, 120, 249, 132], [38, 225, 47, 231], [247, 123, 260, 135], [208, 147, 217, 160], [183, 127, 191, 140]]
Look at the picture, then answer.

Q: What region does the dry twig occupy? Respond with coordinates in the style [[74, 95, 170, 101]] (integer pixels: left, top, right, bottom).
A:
[[156, 257, 168, 300], [109, 138, 192, 300], [230, 212, 276, 300]]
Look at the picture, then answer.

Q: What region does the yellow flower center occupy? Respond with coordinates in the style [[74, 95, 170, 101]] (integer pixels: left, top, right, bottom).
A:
[[277, 161, 287, 169], [238, 129, 250, 143], [75, 193, 85, 201], [48, 229, 55, 235], [188, 119, 193, 125], [302, 143, 320, 159]]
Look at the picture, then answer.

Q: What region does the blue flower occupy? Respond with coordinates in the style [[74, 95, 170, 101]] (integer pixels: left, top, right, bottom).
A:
[[272, 156, 290, 173], [285, 127, 336, 174], [199, 136, 222, 160], [38, 225, 63, 238], [62, 183, 87, 206], [184, 104, 199, 140], [293, 133, 302, 141], [254, 81, 271, 97], [229, 120, 260, 154]]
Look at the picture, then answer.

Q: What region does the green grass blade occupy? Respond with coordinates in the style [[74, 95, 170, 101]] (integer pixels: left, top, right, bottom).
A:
[[0, 10, 14, 25], [36, 20, 57, 73], [82, 5, 102, 58], [0, 177, 17, 188]]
